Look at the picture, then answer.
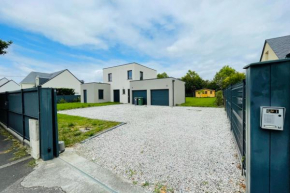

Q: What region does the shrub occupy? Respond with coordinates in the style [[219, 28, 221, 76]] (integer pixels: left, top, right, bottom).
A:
[[56, 88, 75, 95], [58, 98, 67, 103], [72, 96, 80, 102], [215, 90, 223, 106]]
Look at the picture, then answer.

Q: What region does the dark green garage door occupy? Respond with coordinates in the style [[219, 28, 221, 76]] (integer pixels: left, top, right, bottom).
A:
[[151, 89, 169, 106], [132, 90, 147, 104]]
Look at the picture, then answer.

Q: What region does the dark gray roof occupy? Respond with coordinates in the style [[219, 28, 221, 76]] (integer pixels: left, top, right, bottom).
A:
[[20, 70, 66, 85], [262, 35, 290, 60]]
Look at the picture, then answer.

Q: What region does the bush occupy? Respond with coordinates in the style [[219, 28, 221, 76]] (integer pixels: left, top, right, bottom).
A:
[[215, 90, 223, 106], [56, 88, 75, 95], [72, 96, 80, 102], [58, 98, 67, 104]]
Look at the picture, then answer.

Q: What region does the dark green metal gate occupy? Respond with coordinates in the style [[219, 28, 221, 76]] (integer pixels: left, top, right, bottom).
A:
[[0, 87, 59, 161], [223, 80, 246, 172]]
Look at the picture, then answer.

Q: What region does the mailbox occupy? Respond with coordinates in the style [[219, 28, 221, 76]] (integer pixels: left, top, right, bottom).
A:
[[260, 106, 286, 131]]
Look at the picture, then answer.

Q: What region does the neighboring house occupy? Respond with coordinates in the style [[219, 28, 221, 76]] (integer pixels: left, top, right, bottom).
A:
[[195, 89, 215, 98], [0, 78, 20, 92], [20, 69, 82, 94], [81, 62, 185, 106], [260, 35, 290, 62]]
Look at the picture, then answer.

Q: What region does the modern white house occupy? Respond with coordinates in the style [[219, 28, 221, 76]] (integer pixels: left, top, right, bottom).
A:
[[20, 69, 82, 94], [0, 78, 20, 92], [81, 63, 185, 106]]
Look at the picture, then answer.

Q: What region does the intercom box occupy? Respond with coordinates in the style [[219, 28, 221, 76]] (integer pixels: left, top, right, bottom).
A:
[[260, 106, 286, 131]]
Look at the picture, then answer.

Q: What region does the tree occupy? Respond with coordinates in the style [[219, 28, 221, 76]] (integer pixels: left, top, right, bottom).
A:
[[181, 70, 203, 96], [213, 65, 236, 90], [213, 65, 245, 90], [223, 72, 245, 88], [0, 39, 12, 55], [157, 72, 169, 79]]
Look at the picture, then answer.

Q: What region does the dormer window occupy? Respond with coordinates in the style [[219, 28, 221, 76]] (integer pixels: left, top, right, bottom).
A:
[[108, 73, 112, 82], [127, 70, 132, 80]]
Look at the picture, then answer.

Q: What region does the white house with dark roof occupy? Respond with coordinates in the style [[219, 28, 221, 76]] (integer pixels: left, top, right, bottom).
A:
[[20, 69, 82, 94], [260, 35, 290, 62], [81, 62, 185, 106], [0, 77, 20, 92]]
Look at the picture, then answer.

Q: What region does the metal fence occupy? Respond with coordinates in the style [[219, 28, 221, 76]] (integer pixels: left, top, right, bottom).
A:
[[0, 87, 59, 160], [223, 80, 246, 172], [56, 95, 80, 103]]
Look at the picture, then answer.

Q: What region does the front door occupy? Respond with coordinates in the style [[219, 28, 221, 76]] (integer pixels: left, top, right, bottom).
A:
[[128, 89, 130, 103], [114, 90, 120, 102], [83, 90, 87, 103]]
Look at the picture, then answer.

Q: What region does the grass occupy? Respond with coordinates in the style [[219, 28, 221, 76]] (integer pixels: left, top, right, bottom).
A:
[[0, 126, 28, 161], [58, 114, 119, 147], [57, 102, 120, 111], [180, 97, 217, 107]]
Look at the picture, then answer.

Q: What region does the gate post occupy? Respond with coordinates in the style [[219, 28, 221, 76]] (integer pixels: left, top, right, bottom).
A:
[[244, 59, 290, 193]]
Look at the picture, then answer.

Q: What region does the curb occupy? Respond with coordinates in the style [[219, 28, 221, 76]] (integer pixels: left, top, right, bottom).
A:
[[80, 122, 127, 144]]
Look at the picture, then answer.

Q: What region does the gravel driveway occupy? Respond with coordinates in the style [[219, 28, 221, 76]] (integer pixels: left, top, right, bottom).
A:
[[60, 104, 245, 193]]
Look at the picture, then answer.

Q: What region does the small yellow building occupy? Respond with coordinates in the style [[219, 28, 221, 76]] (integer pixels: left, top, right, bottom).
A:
[[195, 89, 215, 98]]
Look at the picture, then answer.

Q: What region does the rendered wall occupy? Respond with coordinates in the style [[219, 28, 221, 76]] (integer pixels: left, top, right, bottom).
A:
[[0, 81, 20, 92], [21, 83, 35, 89], [42, 70, 81, 94], [103, 63, 157, 103], [130, 78, 178, 106], [81, 83, 110, 103], [260, 42, 279, 62]]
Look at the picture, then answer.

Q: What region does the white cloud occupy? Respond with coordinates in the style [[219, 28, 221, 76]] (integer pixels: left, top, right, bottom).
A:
[[0, 0, 289, 80]]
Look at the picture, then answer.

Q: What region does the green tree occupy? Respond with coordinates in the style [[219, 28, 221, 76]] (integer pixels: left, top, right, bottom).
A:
[[213, 65, 236, 90], [0, 39, 12, 55], [223, 72, 245, 88], [157, 72, 169, 79], [181, 70, 203, 96], [213, 65, 245, 90]]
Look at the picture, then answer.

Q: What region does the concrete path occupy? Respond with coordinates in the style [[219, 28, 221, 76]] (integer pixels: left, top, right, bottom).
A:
[[0, 127, 63, 193], [21, 148, 146, 193]]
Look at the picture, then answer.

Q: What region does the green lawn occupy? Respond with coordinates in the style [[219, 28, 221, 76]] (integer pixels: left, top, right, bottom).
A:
[[57, 102, 120, 111], [180, 97, 217, 107], [58, 114, 119, 147]]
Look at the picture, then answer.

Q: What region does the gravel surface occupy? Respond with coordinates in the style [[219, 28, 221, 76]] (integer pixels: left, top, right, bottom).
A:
[[60, 104, 245, 193]]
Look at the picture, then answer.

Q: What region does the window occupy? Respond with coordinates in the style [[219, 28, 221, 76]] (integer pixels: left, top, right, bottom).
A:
[[108, 73, 112, 82], [127, 70, 132, 80], [210, 91, 212, 94], [123, 89, 125, 95], [98, 89, 104, 99], [205, 91, 207, 94], [140, 71, 143, 80]]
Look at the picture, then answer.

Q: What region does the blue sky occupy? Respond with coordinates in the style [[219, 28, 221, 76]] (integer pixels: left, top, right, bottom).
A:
[[0, 0, 290, 83]]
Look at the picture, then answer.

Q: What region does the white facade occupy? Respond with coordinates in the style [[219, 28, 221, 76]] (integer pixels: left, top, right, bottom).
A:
[[130, 78, 185, 106], [0, 78, 9, 86], [81, 83, 110, 103], [42, 70, 81, 94], [20, 70, 81, 94], [0, 80, 20, 92], [103, 63, 157, 103]]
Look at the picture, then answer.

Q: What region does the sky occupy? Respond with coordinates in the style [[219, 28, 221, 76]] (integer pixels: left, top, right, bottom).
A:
[[0, 0, 289, 83]]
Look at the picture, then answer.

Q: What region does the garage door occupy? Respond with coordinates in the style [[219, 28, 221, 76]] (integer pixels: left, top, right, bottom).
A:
[[132, 90, 147, 104], [151, 89, 169, 106]]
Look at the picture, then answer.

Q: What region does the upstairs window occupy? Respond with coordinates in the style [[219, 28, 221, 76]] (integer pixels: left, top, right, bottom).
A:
[[140, 71, 143, 80], [127, 70, 132, 80], [98, 90, 104, 99], [108, 73, 112, 82]]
